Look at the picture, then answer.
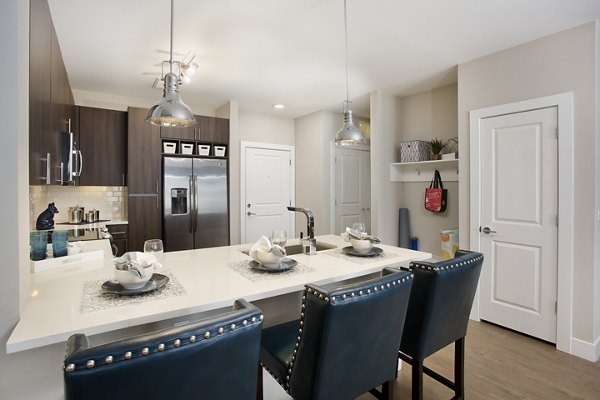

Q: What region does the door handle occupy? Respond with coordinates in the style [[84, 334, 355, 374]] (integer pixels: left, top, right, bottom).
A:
[[247, 211, 256, 216], [480, 226, 497, 234]]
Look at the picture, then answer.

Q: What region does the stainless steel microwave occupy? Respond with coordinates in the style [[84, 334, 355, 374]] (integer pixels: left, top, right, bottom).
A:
[[59, 131, 82, 184]]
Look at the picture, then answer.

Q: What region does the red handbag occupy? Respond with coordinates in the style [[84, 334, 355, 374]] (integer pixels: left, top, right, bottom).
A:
[[424, 170, 447, 213]]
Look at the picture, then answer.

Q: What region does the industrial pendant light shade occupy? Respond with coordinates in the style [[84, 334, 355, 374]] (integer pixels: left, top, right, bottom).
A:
[[335, 101, 367, 146], [334, 0, 367, 146], [146, 0, 196, 128]]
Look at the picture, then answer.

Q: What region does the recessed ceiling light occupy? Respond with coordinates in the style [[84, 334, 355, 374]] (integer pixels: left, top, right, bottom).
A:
[[272, 104, 285, 110]]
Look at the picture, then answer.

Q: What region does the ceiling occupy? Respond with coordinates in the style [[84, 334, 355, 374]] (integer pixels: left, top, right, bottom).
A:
[[48, 0, 600, 119]]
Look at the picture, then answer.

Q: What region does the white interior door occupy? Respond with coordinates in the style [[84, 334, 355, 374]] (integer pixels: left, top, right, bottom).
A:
[[242, 144, 294, 244], [479, 107, 558, 343], [334, 147, 371, 234]]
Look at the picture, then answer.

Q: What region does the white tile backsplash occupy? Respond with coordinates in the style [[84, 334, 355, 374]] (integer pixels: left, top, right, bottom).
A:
[[30, 185, 127, 229]]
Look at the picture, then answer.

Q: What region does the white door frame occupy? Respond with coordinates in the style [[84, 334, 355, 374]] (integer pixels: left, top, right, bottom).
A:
[[240, 141, 295, 243], [469, 92, 574, 355]]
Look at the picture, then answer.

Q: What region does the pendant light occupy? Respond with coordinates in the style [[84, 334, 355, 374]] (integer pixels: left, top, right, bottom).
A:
[[334, 0, 367, 146], [146, 0, 196, 128]]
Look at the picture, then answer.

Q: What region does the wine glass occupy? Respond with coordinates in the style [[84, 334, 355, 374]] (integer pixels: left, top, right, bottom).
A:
[[270, 229, 288, 248], [352, 222, 366, 233], [144, 239, 164, 263]]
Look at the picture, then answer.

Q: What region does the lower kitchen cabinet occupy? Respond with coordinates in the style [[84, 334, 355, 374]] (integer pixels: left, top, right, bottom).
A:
[[106, 224, 128, 257], [128, 196, 162, 252]]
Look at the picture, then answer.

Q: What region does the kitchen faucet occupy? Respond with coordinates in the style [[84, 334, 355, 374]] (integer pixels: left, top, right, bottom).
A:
[[287, 206, 314, 239]]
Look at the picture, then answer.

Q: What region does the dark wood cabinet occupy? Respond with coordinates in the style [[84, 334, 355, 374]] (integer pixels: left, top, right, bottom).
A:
[[213, 117, 230, 144], [127, 107, 162, 194], [107, 224, 128, 257], [29, 0, 74, 185], [195, 115, 230, 143], [127, 196, 161, 252], [161, 125, 196, 140], [29, 0, 53, 185], [77, 106, 127, 186]]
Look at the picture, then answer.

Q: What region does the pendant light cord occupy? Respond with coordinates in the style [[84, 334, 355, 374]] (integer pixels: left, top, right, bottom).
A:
[[169, 0, 174, 74], [344, 0, 350, 105]]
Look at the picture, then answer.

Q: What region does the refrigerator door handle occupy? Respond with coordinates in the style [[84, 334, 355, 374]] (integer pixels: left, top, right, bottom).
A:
[[192, 174, 198, 232], [188, 175, 194, 233]]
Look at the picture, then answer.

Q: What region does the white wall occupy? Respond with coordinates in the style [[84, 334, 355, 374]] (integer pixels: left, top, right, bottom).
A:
[[0, 1, 67, 398], [294, 110, 338, 237], [458, 22, 598, 348], [369, 91, 403, 245], [398, 84, 458, 256], [230, 111, 295, 244]]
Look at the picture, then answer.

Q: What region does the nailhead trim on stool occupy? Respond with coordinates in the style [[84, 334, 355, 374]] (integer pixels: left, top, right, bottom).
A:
[[63, 314, 264, 372]]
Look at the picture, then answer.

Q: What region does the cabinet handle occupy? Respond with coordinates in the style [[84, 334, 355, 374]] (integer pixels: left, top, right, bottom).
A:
[[45, 152, 51, 184]]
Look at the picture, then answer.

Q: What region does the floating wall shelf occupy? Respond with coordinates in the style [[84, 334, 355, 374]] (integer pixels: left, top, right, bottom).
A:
[[390, 159, 459, 182]]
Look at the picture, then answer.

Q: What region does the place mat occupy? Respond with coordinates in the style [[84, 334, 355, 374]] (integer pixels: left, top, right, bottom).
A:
[[80, 271, 186, 313], [321, 248, 402, 265], [227, 259, 315, 282]]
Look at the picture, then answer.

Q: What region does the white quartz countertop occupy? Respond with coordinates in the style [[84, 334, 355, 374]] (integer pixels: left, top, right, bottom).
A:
[[7, 235, 430, 353]]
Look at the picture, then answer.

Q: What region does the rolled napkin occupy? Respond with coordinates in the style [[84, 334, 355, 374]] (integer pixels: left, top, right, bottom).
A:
[[341, 227, 381, 244], [249, 235, 287, 265]]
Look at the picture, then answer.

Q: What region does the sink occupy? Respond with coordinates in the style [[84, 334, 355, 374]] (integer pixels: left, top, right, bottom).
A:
[[283, 242, 337, 255], [240, 241, 337, 256]]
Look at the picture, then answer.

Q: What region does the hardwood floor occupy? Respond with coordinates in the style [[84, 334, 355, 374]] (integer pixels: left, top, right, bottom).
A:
[[359, 320, 600, 400]]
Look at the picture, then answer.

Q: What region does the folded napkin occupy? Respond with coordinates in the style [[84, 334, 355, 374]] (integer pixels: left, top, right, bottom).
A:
[[114, 252, 160, 277], [249, 235, 287, 262], [341, 227, 381, 244]]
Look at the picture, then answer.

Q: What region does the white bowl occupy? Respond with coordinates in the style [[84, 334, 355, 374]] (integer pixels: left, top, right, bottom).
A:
[[350, 238, 373, 253], [256, 250, 284, 267], [114, 264, 154, 289]]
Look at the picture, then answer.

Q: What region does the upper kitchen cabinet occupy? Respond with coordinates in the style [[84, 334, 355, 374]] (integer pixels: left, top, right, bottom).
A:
[[160, 115, 230, 144], [29, 0, 52, 184], [197, 115, 230, 143], [127, 107, 162, 194], [160, 124, 195, 141], [77, 106, 127, 186], [29, 0, 75, 186]]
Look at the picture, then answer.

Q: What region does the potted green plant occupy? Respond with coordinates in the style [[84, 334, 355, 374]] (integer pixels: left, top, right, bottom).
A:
[[429, 138, 446, 160]]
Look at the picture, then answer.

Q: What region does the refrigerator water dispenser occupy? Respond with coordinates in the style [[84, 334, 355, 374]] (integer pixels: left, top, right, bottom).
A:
[[171, 188, 188, 214]]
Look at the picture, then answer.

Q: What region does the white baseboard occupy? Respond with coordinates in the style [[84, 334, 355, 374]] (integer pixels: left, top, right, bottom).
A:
[[570, 336, 600, 362]]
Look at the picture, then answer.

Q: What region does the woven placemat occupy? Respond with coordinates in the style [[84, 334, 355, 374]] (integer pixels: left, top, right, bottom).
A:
[[81, 271, 186, 313], [321, 248, 401, 265], [227, 259, 315, 282]]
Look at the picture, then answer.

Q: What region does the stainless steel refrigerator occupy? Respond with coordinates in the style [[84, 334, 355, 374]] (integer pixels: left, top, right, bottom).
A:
[[163, 157, 229, 251]]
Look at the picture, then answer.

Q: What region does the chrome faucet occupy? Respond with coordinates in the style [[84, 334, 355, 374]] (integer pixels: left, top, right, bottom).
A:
[[287, 206, 315, 239]]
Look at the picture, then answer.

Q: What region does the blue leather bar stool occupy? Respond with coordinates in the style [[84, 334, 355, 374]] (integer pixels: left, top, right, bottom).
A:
[[398, 250, 484, 400], [259, 269, 414, 400], [63, 299, 263, 400]]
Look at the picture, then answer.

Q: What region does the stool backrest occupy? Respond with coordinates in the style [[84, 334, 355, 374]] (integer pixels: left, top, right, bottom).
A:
[[289, 270, 413, 400], [64, 299, 263, 400], [401, 250, 484, 360]]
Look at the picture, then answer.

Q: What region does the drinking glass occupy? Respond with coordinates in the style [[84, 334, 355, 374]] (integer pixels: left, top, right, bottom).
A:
[[144, 239, 164, 263], [352, 222, 366, 233], [30, 231, 48, 261], [52, 230, 69, 258], [270, 229, 287, 248]]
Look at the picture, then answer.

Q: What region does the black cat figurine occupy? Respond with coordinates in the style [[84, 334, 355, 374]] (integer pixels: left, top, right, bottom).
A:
[[36, 202, 59, 230]]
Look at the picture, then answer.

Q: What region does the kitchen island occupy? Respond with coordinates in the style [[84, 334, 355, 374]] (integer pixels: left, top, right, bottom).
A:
[[8, 235, 430, 354]]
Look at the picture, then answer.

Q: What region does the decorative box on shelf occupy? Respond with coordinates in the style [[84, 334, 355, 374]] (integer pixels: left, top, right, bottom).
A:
[[198, 144, 211, 156], [399, 140, 430, 162], [214, 145, 227, 157], [180, 143, 195, 155], [163, 141, 177, 154]]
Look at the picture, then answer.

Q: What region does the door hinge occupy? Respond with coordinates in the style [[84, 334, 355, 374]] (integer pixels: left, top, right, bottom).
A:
[[334, 198, 337, 205], [555, 301, 558, 314], [555, 127, 559, 138], [556, 214, 559, 226], [289, 159, 291, 166]]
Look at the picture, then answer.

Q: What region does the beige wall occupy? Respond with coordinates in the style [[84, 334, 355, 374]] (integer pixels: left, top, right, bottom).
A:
[[294, 110, 338, 237], [398, 84, 459, 256], [370, 90, 403, 245], [458, 22, 598, 345], [238, 112, 295, 146]]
